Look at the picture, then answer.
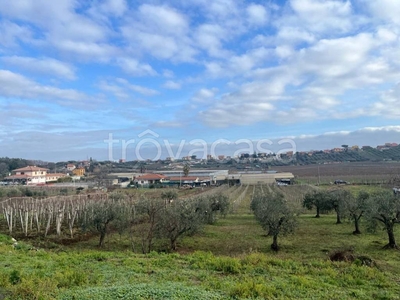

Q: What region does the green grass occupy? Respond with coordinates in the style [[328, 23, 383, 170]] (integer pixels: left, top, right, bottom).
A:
[[1, 185, 400, 299]]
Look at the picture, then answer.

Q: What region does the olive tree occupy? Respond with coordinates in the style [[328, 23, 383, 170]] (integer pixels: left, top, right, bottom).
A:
[[251, 191, 297, 251], [161, 190, 178, 205], [303, 190, 331, 218], [365, 190, 400, 249], [136, 197, 165, 253], [195, 193, 230, 225], [82, 192, 130, 247], [344, 190, 369, 234], [156, 198, 204, 250], [327, 189, 351, 224]]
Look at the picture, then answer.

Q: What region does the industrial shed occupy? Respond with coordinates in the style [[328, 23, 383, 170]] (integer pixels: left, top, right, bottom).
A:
[[240, 172, 294, 185]]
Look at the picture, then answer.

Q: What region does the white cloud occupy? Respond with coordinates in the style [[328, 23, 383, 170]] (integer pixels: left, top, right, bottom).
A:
[[99, 78, 159, 99], [205, 0, 240, 21], [0, 0, 107, 42], [98, 81, 129, 99], [246, 3, 269, 26], [368, 84, 400, 118], [365, 0, 400, 25], [116, 58, 157, 76], [163, 70, 175, 78], [163, 80, 181, 90], [152, 121, 183, 128], [2, 56, 76, 80], [117, 78, 159, 96], [52, 41, 118, 62], [0, 69, 87, 105], [287, 0, 354, 34], [0, 0, 116, 62], [276, 27, 315, 45], [122, 4, 197, 62], [98, 0, 127, 17], [195, 23, 230, 58], [192, 88, 217, 104], [197, 30, 400, 127], [138, 4, 189, 35], [0, 21, 33, 47]]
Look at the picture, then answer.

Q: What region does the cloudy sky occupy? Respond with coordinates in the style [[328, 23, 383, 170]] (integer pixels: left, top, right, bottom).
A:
[[0, 0, 400, 161]]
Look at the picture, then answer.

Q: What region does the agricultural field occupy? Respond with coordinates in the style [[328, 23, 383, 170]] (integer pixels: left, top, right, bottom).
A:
[[274, 162, 400, 185], [0, 184, 400, 299]]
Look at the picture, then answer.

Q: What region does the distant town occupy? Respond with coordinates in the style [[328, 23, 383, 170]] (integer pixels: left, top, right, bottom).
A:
[[1, 142, 399, 188]]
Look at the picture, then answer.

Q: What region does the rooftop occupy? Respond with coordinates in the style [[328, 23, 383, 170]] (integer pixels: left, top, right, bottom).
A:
[[13, 166, 48, 172]]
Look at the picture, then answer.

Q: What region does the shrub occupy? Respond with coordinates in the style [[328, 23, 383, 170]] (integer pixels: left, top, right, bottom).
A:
[[9, 270, 21, 285]]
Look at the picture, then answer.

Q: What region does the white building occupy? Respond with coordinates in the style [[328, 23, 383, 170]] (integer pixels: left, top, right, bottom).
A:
[[5, 166, 48, 185]]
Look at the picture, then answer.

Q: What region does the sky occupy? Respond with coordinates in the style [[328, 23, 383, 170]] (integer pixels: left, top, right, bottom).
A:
[[0, 0, 400, 162]]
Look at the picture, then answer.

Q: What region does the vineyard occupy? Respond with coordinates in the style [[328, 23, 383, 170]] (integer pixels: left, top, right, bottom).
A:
[[0, 184, 333, 243], [0, 186, 237, 250], [1, 183, 400, 299], [0, 193, 110, 237]]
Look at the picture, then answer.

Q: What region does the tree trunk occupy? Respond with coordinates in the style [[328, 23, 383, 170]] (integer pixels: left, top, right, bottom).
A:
[[271, 234, 279, 251], [171, 238, 177, 251], [384, 224, 398, 249], [353, 215, 361, 234], [99, 230, 106, 247], [335, 210, 342, 224], [315, 206, 320, 218]]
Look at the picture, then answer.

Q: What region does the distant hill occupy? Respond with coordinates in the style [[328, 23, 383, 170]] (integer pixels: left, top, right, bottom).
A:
[[0, 157, 32, 178], [294, 145, 400, 165]]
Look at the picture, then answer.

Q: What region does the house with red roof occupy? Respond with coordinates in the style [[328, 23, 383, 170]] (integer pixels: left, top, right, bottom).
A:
[[5, 166, 48, 185], [5, 166, 68, 185], [134, 173, 168, 186]]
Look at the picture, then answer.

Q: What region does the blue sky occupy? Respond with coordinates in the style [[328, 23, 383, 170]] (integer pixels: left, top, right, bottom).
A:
[[0, 0, 400, 161]]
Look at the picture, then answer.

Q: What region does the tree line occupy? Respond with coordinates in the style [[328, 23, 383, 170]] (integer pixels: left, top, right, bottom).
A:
[[251, 185, 400, 251]]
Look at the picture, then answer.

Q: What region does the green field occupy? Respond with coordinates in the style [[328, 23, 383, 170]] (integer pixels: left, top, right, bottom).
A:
[[0, 185, 400, 299]]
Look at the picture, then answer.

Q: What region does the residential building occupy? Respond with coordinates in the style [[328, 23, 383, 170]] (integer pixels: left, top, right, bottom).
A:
[[5, 166, 48, 185], [168, 176, 210, 186], [46, 173, 68, 182], [134, 174, 168, 186], [66, 164, 76, 171], [72, 167, 85, 177]]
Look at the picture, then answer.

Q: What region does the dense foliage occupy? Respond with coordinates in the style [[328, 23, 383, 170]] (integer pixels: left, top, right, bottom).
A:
[[251, 188, 297, 251], [365, 190, 400, 248]]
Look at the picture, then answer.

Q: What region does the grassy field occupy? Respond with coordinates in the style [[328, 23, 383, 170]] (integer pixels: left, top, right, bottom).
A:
[[0, 185, 400, 299]]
